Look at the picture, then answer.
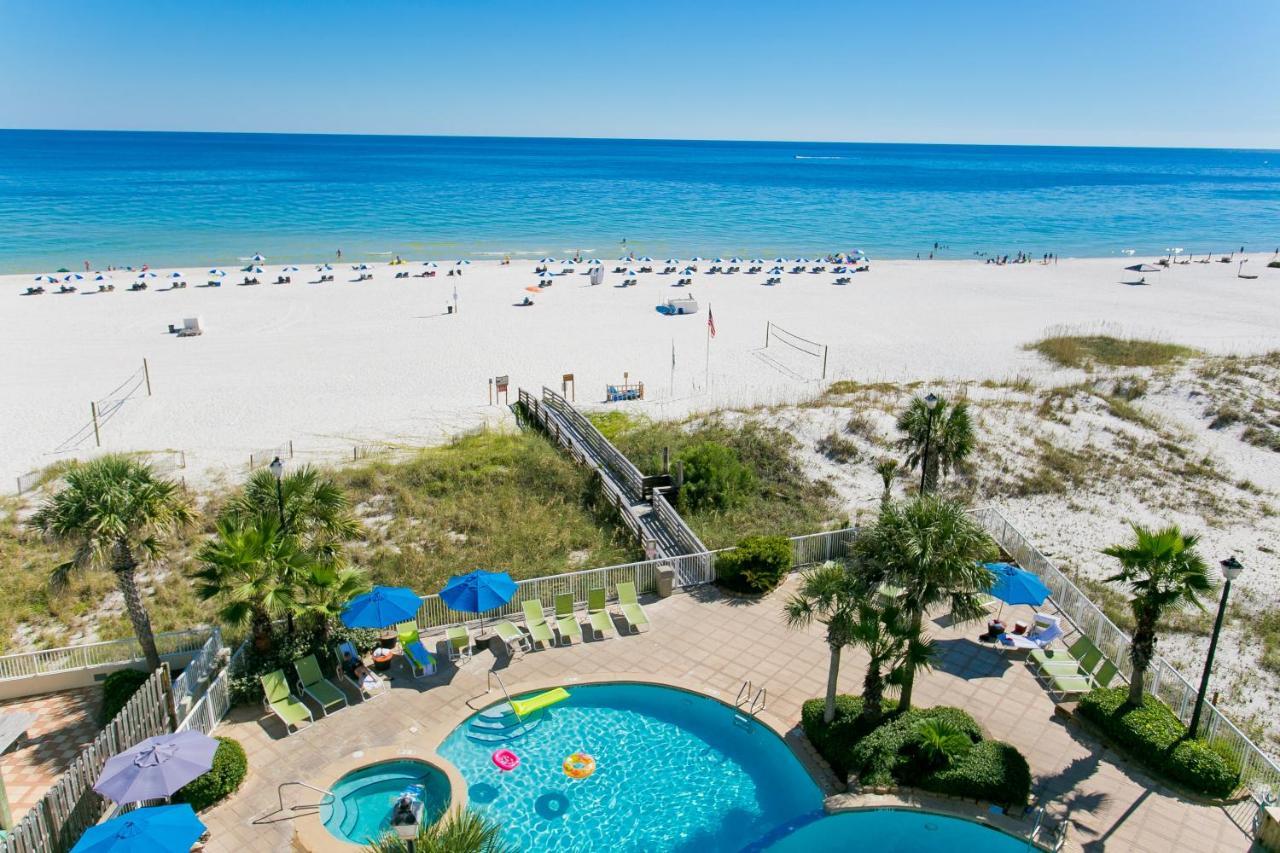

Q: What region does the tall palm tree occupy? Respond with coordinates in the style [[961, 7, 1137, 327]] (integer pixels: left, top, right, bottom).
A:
[[228, 466, 361, 563], [1103, 523, 1213, 707], [28, 455, 194, 671], [851, 496, 996, 711], [367, 808, 512, 853], [895, 394, 974, 494], [848, 597, 933, 726], [784, 561, 862, 723], [192, 514, 314, 652]]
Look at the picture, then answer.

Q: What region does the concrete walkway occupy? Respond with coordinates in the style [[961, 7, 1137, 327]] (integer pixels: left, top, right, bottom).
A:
[[199, 578, 1253, 853]]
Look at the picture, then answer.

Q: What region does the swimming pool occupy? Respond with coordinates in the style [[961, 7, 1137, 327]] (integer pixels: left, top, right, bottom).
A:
[[763, 810, 1032, 852], [438, 683, 822, 852], [320, 759, 451, 845]]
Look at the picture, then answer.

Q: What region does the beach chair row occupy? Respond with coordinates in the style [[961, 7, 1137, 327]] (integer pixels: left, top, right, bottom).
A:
[[456, 583, 651, 660]]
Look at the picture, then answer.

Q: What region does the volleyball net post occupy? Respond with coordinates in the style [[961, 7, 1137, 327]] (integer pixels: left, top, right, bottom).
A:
[[763, 321, 829, 379]]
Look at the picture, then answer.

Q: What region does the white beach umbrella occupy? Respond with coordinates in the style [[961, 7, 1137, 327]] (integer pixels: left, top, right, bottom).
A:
[[94, 273, 113, 282], [168, 271, 185, 279], [540, 257, 557, 263], [682, 267, 696, 275], [562, 259, 576, 266], [690, 256, 703, 262], [208, 269, 227, 277], [137, 272, 157, 279], [251, 253, 266, 262], [456, 259, 470, 265], [281, 266, 299, 272], [665, 258, 679, 264], [713, 257, 725, 263], [774, 257, 787, 263], [625, 269, 637, 277], [315, 264, 332, 271], [795, 257, 810, 264], [34, 274, 61, 283], [251, 266, 264, 274], [729, 257, 742, 263], [64, 273, 84, 281], [421, 261, 437, 268], [638, 256, 653, 262], [587, 258, 602, 265], [537, 270, 556, 278]]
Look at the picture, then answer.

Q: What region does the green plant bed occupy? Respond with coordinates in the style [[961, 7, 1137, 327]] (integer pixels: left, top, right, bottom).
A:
[[173, 737, 247, 811], [100, 667, 151, 725], [715, 535, 792, 594], [1077, 687, 1239, 798], [800, 695, 1031, 807]]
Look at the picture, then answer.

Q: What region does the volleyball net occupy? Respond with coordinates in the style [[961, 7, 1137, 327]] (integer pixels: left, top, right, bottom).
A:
[[764, 321, 829, 379]]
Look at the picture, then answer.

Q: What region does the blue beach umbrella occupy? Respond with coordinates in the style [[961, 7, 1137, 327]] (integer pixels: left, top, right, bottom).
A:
[[64, 273, 84, 281], [71, 804, 206, 853], [456, 259, 470, 265], [690, 256, 703, 262], [537, 270, 556, 278], [281, 265, 299, 272], [638, 256, 653, 262], [587, 258, 602, 265], [422, 261, 437, 268], [540, 257, 557, 263], [95, 273, 113, 282], [665, 258, 679, 264], [440, 569, 518, 617], [730, 257, 743, 263], [316, 264, 332, 271], [985, 562, 1050, 616], [136, 272, 157, 279], [774, 257, 787, 263], [207, 269, 226, 277], [341, 585, 422, 629], [167, 271, 185, 279], [251, 253, 266, 262]]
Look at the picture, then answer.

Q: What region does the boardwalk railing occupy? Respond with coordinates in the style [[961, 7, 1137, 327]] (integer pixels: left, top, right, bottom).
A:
[[972, 505, 1280, 803], [651, 492, 708, 555], [0, 669, 175, 853], [0, 628, 215, 682], [176, 642, 241, 736], [539, 388, 645, 496], [170, 627, 224, 711]]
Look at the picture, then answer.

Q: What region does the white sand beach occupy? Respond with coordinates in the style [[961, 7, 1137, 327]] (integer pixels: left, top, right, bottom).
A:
[[3, 254, 1279, 489]]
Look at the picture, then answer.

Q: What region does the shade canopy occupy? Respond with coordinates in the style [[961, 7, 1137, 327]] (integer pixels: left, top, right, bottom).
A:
[[71, 804, 206, 853], [985, 562, 1051, 607], [341, 585, 422, 629], [93, 731, 218, 803], [440, 569, 518, 614], [1126, 263, 1160, 272]]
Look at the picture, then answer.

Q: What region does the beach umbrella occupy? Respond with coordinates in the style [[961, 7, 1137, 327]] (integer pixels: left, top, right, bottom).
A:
[[456, 259, 470, 266], [537, 270, 556, 278], [95, 273, 113, 282], [355, 264, 369, 270], [985, 562, 1051, 618], [638, 256, 653, 262], [439, 569, 518, 619], [167, 272, 185, 279], [93, 731, 219, 803], [795, 257, 810, 264], [690, 256, 703, 262], [281, 266, 299, 272], [136, 272, 157, 279], [63, 273, 84, 282], [587, 258, 602, 265], [34, 274, 60, 283], [250, 266, 264, 274], [207, 269, 226, 277], [341, 585, 422, 629], [625, 269, 637, 277], [421, 261, 437, 268], [251, 253, 266, 262], [71, 804, 205, 853], [682, 267, 696, 274], [1126, 263, 1160, 272], [316, 264, 332, 271], [539, 257, 557, 263], [562, 259, 576, 266], [665, 258, 679, 264], [730, 257, 743, 263]]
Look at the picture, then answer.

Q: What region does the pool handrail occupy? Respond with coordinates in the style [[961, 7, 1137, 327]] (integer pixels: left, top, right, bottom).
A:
[[275, 780, 335, 813], [487, 671, 518, 716]]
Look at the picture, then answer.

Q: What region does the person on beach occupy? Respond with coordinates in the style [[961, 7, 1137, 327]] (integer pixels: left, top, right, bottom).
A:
[[337, 248, 342, 260]]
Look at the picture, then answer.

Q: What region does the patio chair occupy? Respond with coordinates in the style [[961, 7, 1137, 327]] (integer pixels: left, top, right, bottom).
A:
[[586, 588, 615, 640], [521, 600, 556, 649], [1049, 659, 1119, 700], [493, 620, 531, 655], [332, 641, 388, 700], [294, 654, 348, 715], [1030, 635, 1097, 676], [1038, 642, 1103, 681], [614, 582, 650, 634], [554, 593, 583, 645], [446, 625, 474, 662], [260, 669, 313, 734], [397, 626, 437, 679]]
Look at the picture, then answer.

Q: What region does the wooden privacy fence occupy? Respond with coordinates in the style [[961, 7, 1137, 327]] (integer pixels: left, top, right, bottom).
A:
[[0, 669, 175, 853]]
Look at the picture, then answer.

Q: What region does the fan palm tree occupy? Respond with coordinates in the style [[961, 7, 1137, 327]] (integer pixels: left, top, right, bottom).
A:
[[784, 561, 862, 723], [192, 514, 315, 652], [28, 455, 194, 671], [227, 465, 361, 563], [851, 496, 996, 711], [367, 808, 512, 853], [874, 458, 899, 507], [297, 565, 372, 643], [848, 597, 933, 726], [915, 718, 973, 768], [895, 394, 974, 494], [1103, 523, 1213, 707]]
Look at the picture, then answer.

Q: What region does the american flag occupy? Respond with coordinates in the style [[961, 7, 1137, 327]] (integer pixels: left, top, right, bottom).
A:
[[707, 304, 716, 338]]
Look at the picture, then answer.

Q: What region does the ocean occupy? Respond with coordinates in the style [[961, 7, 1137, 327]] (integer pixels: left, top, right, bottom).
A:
[[1, 129, 1277, 272]]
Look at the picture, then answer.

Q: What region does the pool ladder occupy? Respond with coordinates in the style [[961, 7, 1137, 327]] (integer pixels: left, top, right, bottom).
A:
[[252, 781, 335, 824], [734, 680, 767, 725]]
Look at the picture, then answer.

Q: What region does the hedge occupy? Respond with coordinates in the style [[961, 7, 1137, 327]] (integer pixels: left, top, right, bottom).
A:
[[173, 737, 248, 811], [800, 694, 1031, 807], [715, 535, 792, 594], [1077, 687, 1239, 798], [100, 668, 151, 725]]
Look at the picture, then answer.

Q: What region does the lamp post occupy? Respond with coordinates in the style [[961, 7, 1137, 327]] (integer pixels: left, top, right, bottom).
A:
[[919, 392, 939, 495], [1189, 556, 1244, 738], [269, 456, 286, 532]]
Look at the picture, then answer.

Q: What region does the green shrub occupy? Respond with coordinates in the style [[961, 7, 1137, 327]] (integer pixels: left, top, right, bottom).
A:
[[676, 442, 756, 512], [173, 737, 247, 811], [800, 696, 895, 776], [923, 740, 1031, 806], [1078, 687, 1239, 797], [915, 718, 973, 768], [229, 625, 380, 705], [100, 668, 150, 725], [849, 706, 982, 786], [816, 432, 860, 463], [714, 535, 792, 594]]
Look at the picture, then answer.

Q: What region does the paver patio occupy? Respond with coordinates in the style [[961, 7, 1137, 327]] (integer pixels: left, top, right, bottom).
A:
[[200, 579, 1254, 852], [0, 687, 101, 823]]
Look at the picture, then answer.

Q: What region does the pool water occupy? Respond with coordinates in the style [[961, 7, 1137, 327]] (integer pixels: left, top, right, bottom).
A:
[[320, 759, 451, 845], [763, 810, 1031, 852], [438, 683, 822, 852]]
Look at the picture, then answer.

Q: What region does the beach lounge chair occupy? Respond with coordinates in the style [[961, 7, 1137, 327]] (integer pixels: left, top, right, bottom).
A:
[[293, 654, 348, 715], [554, 593, 583, 645], [260, 669, 313, 734], [446, 625, 473, 662], [1049, 659, 1119, 700], [586, 588, 615, 640], [493, 620, 530, 655], [1029, 635, 1095, 675], [522, 600, 556, 649], [333, 641, 388, 700], [397, 626, 437, 678], [614, 582, 650, 634]]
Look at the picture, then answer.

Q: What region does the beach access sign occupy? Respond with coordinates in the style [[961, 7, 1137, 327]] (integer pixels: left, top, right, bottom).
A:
[[489, 374, 510, 405]]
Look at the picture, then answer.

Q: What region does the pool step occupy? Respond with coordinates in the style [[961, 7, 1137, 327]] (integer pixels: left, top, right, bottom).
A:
[[466, 704, 544, 742]]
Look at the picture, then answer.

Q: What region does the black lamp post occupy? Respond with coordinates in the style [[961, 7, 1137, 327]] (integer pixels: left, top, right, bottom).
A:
[[1189, 555, 1244, 738], [269, 456, 286, 531], [919, 393, 939, 495]]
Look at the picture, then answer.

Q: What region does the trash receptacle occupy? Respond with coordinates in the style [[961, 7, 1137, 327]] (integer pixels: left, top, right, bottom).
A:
[[656, 565, 675, 598]]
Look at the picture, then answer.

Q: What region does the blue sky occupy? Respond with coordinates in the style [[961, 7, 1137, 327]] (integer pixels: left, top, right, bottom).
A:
[[2, 0, 1277, 148]]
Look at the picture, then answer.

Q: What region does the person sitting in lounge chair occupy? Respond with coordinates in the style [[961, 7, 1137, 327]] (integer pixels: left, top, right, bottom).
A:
[[341, 650, 372, 684]]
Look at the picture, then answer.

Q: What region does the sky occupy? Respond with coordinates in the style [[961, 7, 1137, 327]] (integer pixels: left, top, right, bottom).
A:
[[2, 0, 1278, 149]]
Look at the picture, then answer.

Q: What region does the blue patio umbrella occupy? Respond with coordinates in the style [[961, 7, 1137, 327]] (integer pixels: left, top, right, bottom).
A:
[[985, 562, 1050, 617], [72, 804, 205, 853], [341, 585, 422, 629], [440, 569, 517, 617], [93, 731, 219, 804]]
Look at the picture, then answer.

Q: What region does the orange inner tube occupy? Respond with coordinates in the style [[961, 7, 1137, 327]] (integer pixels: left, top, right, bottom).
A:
[[562, 752, 596, 779]]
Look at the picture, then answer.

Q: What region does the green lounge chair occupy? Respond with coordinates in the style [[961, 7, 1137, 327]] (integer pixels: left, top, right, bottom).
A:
[[493, 620, 530, 655], [586, 588, 615, 640], [1030, 635, 1095, 675], [1049, 660, 1119, 699], [332, 641, 388, 700], [1039, 644, 1103, 680], [446, 625, 473, 662], [397, 626, 437, 678], [554, 593, 583, 645], [614, 582, 650, 634], [261, 669, 313, 734], [522, 600, 556, 649], [294, 654, 348, 715]]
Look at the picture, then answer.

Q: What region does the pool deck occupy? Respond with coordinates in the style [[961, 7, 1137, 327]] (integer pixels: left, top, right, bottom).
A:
[[199, 578, 1255, 853]]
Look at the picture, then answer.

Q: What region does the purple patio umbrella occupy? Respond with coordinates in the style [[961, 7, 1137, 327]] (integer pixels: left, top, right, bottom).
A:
[[93, 731, 219, 804]]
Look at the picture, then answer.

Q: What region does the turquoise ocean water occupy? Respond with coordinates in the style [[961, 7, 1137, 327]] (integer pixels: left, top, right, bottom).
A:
[[1, 130, 1277, 272]]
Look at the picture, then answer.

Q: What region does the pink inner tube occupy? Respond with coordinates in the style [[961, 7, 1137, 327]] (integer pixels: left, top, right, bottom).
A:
[[491, 748, 520, 771]]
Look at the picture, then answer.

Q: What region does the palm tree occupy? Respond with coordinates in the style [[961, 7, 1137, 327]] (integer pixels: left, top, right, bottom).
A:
[[228, 466, 361, 562], [915, 718, 972, 768], [367, 808, 512, 853], [784, 561, 862, 723], [297, 565, 372, 643], [874, 458, 899, 507], [851, 496, 996, 711], [28, 455, 194, 671], [1103, 523, 1213, 707], [895, 394, 974, 494], [848, 597, 933, 726], [192, 514, 315, 652]]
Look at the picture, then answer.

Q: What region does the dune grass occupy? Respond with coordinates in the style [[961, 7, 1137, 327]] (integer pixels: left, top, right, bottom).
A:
[[1027, 335, 1199, 370]]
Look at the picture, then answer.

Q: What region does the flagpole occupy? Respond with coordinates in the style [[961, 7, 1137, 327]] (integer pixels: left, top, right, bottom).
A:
[[670, 338, 675, 398], [704, 305, 710, 390]]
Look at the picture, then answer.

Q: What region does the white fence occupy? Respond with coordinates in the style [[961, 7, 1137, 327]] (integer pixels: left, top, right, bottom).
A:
[[170, 627, 223, 711], [972, 506, 1280, 800], [652, 492, 708, 555], [0, 628, 215, 682], [540, 387, 645, 496], [176, 643, 241, 736]]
